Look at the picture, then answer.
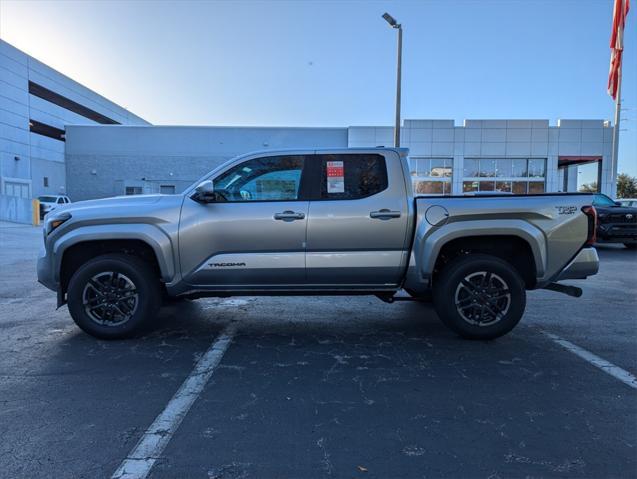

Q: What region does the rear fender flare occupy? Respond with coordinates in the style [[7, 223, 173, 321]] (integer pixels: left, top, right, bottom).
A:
[[416, 219, 546, 280]]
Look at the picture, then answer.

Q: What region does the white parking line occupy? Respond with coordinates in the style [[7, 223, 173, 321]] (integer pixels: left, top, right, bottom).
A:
[[543, 331, 637, 390], [111, 322, 238, 479]]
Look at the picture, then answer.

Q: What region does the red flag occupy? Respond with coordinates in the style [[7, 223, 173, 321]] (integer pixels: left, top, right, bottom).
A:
[[608, 0, 630, 99]]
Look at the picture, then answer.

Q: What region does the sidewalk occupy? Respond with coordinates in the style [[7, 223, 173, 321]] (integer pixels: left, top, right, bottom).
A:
[[0, 220, 39, 228]]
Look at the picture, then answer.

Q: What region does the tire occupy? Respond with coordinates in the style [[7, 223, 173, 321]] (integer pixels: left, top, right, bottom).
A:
[[67, 253, 161, 339], [624, 243, 637, 250], [432, 254, 526, 340]]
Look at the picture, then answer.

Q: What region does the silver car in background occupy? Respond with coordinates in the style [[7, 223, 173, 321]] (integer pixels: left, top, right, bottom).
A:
[[37, 194, 71, 219]]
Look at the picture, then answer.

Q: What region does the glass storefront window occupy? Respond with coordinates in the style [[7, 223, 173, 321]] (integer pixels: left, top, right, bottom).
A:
[[430, 158, 452, 177], [463, 181, 478, 193], [495, 181, 512, 192], [410, 157, 453, 195], [479, 181, 495, 191], [479, 159, 496, 177], [463, 159, 479, 178], [496, 160, 512, 178], [414, 180, 444, 195], [463, 158, 546, 195], [528, 159, 546, 178], [416, 158, 431, 176], [528, 181, 545, 193], [512, 181, 528, 194], [511, 159, 528, 177]]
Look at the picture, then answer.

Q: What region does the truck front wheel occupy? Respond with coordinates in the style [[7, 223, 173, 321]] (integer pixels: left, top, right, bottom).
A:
[[67, 254, 161, 339], [433, 254, 526, 340]]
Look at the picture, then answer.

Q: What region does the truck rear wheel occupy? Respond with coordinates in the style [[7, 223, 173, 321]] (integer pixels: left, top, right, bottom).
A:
[[67, 254, 161, 339], [433, 254, 526, 340]]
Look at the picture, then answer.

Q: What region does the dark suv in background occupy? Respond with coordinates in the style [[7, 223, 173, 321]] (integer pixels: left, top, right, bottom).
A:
[[593, 193, 637, 249]]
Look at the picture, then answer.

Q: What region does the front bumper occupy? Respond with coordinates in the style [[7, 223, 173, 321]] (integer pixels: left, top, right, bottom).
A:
[[596, 223, 637, 243], [37, 246, 57, 292], [555, 247, 599, 281]]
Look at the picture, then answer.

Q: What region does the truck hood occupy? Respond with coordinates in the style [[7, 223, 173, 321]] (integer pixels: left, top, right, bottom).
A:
[[50, 194, 185, 225], [66, 194, 165, 211]]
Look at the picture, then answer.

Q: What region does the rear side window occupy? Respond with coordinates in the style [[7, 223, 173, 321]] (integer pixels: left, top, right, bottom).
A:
[[318, 154, 388, 200]]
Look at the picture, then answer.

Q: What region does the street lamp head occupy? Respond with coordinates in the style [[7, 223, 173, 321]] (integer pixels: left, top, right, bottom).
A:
[[382, 12, 400, 28]]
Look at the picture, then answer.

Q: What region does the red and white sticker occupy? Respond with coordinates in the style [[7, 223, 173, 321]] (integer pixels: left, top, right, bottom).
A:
[[326, 161, 344, 193]]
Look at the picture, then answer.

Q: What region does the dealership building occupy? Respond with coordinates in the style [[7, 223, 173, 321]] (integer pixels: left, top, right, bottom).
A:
[[1, 39, 618, 222], [0, 40, 148, 222], [65, 120, 616, 202]]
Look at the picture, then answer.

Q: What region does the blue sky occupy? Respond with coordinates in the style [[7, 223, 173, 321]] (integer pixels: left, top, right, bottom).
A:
[[1, 0, 635, 176]]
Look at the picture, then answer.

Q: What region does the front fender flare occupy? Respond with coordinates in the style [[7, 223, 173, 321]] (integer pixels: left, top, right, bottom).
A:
[[52, 223, 176, 283]]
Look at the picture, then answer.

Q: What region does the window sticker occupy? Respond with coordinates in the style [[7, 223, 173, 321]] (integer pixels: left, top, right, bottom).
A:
[[326, 161, 344, 193]]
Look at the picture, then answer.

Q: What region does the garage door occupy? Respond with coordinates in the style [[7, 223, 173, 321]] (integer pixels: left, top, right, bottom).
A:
[[4, 181, 30, 199]]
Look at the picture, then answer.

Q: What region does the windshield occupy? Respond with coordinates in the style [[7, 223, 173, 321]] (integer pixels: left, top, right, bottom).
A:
[[38, 196, 57, 202], [593, 194, 617, 207]]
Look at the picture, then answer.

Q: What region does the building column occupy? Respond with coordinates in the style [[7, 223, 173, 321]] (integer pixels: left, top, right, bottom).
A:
[[546, 155, 559, 192], [599, 152, 616, 197], [452, 155, 464, 195]]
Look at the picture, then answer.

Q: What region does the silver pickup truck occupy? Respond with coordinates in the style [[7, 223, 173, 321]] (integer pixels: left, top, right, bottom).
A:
[[38, 148, 599, 340]]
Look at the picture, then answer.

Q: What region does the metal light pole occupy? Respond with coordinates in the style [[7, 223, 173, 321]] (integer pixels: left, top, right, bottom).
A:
[[382, 12, 402, 147], [610, 71, 622, 198]]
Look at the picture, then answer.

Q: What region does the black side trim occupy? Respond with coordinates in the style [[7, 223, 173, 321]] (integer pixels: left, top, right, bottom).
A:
[[297, 155, 314, 201], [29, 119, 65, 142], [28, 81, 120, 125]]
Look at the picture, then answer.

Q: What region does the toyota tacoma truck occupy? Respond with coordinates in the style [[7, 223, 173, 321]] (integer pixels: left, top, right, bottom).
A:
[[591, 193, 637, 249], [37, 148, 600, 340]]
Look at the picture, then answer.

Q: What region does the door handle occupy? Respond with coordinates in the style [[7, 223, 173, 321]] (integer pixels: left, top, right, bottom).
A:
[[274, 210, 306, 221], [370, 209, 401, 219]]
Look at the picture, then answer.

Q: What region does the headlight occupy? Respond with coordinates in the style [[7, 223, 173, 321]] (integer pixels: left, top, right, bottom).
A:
[[46, 212, 72, 235]]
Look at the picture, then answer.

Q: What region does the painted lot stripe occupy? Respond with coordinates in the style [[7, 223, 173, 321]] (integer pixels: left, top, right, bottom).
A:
[[111, 322, 238, 479], [544, 331, 637, 390]]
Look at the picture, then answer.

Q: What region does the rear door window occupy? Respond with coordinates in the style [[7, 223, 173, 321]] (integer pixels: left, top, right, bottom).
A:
[[316, 154, 388, 200]]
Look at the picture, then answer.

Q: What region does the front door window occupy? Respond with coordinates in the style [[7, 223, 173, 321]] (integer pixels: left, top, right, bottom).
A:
[[214, 156, 305, 202]]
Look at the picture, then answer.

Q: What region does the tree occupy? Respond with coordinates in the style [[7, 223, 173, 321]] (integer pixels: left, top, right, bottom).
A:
[[617, 173, 637, 198], [579, 182, 598, 193]]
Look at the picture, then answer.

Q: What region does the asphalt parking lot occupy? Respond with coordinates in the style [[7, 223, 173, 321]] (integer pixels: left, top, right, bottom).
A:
[[1, 221, 636, 479]]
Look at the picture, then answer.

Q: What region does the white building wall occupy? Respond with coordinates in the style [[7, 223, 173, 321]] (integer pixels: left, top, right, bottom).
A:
[[0, 39, 149, 216], [347, 119, 614, 196], [65, 119, 615, 202], [65, 125, 349, 201]]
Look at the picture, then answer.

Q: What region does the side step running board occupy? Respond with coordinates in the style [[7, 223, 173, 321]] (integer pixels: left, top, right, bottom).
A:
[[375, 293, 430, 304]]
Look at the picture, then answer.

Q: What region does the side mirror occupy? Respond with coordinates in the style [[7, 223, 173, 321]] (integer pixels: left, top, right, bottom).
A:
[[615, 201, 622, 206], [192, 180, 216, 203]]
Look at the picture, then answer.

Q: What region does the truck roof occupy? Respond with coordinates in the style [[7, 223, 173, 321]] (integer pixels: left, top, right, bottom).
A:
[[235, 146, 410, 158]]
